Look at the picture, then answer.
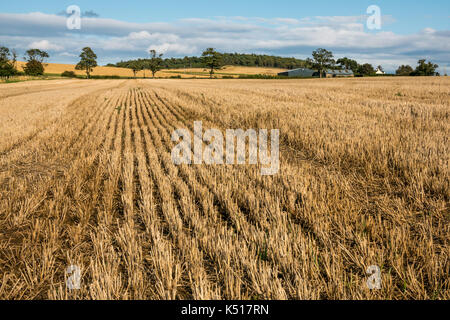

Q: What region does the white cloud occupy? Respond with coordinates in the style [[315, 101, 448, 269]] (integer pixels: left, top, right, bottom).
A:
[[28, 39, 63, 51], [60, 52, 78, 57], [0, 12, 448, 72], [128, 31, 153, 40], [148, 43, 197, 55], [274, 18, 300, 25], [423, 27, 435, 34]]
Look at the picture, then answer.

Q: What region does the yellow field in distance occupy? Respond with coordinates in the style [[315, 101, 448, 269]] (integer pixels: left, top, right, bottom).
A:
[[14, 61, 287, 78]]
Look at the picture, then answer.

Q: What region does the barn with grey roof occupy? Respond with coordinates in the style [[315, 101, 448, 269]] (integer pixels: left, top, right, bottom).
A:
[[278, 68, 354, 78]]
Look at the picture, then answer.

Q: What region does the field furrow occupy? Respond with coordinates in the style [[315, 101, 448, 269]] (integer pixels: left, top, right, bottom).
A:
[[0, 78, 448, 300]]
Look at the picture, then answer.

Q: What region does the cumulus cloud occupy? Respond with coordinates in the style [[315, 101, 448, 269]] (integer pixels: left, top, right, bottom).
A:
[[28, 39, 63, 51], [60, 52, 78, 57], [148, 43, 197, 55], [0, 12, 448, 72], [274, 18, 301, 25], [128, 31, 153, 40]]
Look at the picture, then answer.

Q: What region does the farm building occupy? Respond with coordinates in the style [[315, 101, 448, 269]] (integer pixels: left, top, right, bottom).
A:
[[325, 69, 354, 78], [278, 68, 319, 78], [278, 68, 354, 78], [375, 67, 385, 75]]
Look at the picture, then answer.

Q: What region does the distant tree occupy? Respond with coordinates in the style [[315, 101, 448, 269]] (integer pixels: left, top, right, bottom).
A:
[[357, 63, 376, 76], [411, 59, 438, 76], [202, 48, 222, 78], [396, 65, 414, 76], [61, 70, 77, 78], [75, 47, 97, 79], [305, 58, 314, 69], [148, 50, 164, 78], [377, 65, 384, 73], [0, 46, 11, 63], [129, 61, 142, 78], [11, 49, 18, 70], [336, 57, 358, 72], [0, 62, 16, 79], [24, 60, 44, 76], [140, 61, 147, 78], [311, 48, 335, 78], [24, 49, 49, 76], [24, 49, 49, 63], [0, 46, 17, 79]]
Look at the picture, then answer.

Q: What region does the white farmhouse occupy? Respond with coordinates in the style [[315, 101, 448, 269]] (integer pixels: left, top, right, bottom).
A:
[[375, 67, 385, 75]]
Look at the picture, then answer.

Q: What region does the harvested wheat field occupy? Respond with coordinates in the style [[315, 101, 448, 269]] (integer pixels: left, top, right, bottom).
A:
[[0, 77, 448, 300]]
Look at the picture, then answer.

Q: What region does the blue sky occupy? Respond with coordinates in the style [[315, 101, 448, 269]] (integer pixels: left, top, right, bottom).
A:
[[1, 0, 449, 72], [1, 0, 448, 32]]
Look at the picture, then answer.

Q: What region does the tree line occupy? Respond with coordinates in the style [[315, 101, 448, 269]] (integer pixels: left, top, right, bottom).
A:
[[111, 47, 441, 78], [0, 47, 50, 79], [111, 52, 310, 70], [0, 45, 99, 79], [395, 60, 440, 76], [0, 44, 442, 80]]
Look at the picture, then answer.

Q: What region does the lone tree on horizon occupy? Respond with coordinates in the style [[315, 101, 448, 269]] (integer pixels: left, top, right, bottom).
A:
[[358, 63, 376, 76], [202, 48, 222, 79], [24, 49, 49, 76], [148, 50, 164, 78], [129, 60, 142, 78], [0, 46, 17, 79], [396, 64, 414, 76], [76, 47, 97, 79], [311, 48, 335, 78], [412, 59, 439, 76]]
